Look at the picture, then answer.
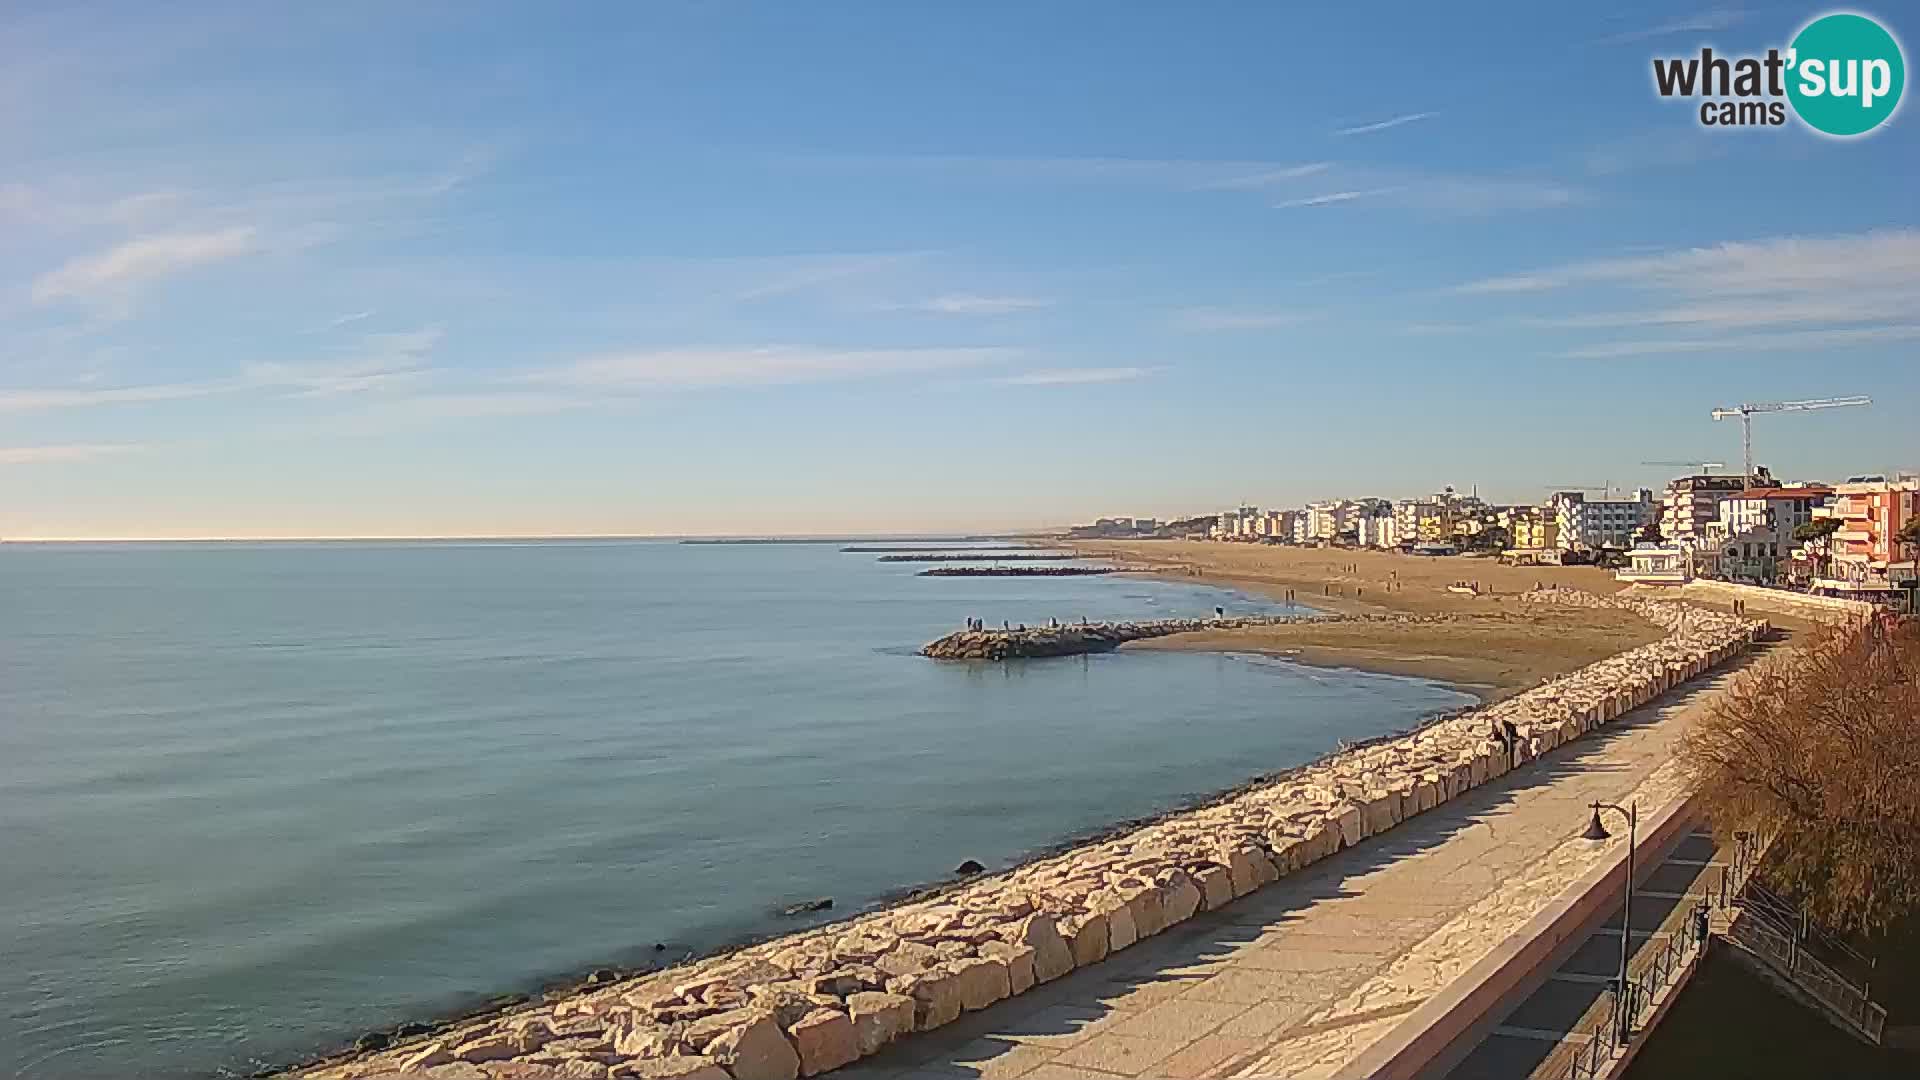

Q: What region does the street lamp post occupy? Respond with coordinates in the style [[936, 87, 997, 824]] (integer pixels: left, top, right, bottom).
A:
[[1583, 800, 1639, 1045]]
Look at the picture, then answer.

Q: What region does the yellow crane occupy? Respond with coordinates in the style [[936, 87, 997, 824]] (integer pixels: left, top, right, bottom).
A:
[[1711, 397, 1871, 487]]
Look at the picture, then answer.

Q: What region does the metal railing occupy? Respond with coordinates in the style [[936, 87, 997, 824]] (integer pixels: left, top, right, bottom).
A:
[[1726, 883, 1887, 1043], [1546, 895, 1714, 1079]]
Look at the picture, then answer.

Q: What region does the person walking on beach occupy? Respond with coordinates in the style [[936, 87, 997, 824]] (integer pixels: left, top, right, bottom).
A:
[[1502, 719, 1522, 770]]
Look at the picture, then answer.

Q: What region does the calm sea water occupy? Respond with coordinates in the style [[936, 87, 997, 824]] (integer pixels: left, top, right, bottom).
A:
[[0, 541, 1474, 1079]]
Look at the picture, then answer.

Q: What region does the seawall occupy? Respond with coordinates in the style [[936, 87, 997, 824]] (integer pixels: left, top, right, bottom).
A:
[[296, 591, 1767, 1080], [919, 612, 1458, 660]]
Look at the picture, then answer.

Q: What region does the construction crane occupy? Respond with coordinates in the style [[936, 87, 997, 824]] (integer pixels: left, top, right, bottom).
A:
[[1640, 460, 1726, 474], [1711, 397, 1871, 486], [1547, 483, 1624, 499]]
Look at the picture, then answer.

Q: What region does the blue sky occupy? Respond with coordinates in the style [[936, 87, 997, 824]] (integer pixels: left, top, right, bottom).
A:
[[2, 2, 1916, 538]]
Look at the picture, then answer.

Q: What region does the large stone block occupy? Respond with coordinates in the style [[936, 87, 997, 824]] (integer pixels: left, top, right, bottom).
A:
[[979, 941, 1036, 996], [1119, 880, 1167, 938], [1248, 846, 1279, 887], [786, 1009, 858, 1078], [1363, 793, 1397, 836], [706, 1010, 800, 1080], [1194, 865, 1234, 911], [1220, 847, 1261, 897], [1334, 804, 1365, 848], [948, 956, 1011, 1012], [1006, 913, 1074, 984], [1106, 897, 1139, 952], [614, 1057, 733, 1080], [1064, 912, 1109, 967], [844, 992, 914, 1056], [887, 969, 961, 1031], [1415, 779, 1440, 813], [1160, 870, 1202, 926]]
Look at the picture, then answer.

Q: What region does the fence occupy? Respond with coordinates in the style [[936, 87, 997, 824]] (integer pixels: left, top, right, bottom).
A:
[[1546, 893, 1713, 1079], [1726, 880, 1887, 1043]]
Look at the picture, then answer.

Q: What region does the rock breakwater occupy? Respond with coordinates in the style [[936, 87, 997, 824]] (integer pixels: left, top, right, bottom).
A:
[[295, 591, 1766, 1080], [876, 554, 1076, 563], [921, 615, 1320, 660], [916, 566, 1116, 578]]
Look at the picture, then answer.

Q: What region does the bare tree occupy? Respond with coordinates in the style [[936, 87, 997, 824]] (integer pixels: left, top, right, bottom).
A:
[[1681, 615, 1920, 932]]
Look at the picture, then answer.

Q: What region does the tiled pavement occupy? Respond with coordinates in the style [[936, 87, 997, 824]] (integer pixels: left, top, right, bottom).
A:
[[825, 657, 1758, 1080], [1443, 830, 1727, 1080]]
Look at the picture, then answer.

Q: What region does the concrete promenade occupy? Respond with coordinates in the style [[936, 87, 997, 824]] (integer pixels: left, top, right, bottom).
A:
[[828, 659, 1753, 1080]]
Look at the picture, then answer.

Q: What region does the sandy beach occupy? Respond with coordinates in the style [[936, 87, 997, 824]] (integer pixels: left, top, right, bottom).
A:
[[1069, 540, 1665, 700]]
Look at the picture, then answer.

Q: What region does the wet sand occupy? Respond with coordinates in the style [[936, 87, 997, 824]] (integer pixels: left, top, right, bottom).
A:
[[1070, 540, 1665, 700]]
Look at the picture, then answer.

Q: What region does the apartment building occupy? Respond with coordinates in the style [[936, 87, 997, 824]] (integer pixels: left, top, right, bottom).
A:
[[1660, 469, 1771, 549], [1551, 489, 1656, 551], [1808, 476, 1920, 607]]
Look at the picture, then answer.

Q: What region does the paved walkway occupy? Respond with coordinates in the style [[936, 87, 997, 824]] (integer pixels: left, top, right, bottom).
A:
[[1443, 828, 1727, 1079], [830, 656, 1761, 1080]]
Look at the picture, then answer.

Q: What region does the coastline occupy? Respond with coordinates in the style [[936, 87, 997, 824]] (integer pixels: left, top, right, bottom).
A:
[[290, 590, 1768, 1080], [279, 686, 1484, 1078], [1065, 539, 1664, 702]]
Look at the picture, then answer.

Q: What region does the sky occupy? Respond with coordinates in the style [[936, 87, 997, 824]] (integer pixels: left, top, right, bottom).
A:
[[2, 2, 1916, 539]]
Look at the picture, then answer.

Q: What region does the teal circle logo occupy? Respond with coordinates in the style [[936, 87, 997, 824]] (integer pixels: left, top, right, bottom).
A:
[[1787, 13, 1905, 136]]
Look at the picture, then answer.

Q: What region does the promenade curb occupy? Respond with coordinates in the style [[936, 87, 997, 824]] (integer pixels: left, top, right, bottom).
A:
[[1327, 794, 1704, 1080]]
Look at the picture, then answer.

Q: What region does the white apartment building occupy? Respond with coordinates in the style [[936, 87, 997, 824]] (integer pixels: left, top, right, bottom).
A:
[[1710, 486, 1831, 539], [1551, 489, 1656, 551], [1393, 500, 1442, 544], [1305, 500, 1359, 543], [1355, 514, 1399, 549], [1659, 471, 1767, 550]]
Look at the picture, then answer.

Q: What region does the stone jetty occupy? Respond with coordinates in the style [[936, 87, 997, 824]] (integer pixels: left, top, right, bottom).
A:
[[293, 590, 1766, 1080], [916, 566, 1116, 578], [875, 554, 1076, 563], [920, 615, 1322, 660]]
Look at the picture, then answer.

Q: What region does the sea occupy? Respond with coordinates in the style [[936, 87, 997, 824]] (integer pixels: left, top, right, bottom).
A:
[[0, 540, 1476, 1079]]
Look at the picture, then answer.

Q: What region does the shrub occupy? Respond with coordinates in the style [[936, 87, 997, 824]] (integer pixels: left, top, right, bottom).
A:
[[1681, 615, 1920, 932]]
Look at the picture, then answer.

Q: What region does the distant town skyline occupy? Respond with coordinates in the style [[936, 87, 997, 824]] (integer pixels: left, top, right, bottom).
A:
[[3, 3, 1917, 539]]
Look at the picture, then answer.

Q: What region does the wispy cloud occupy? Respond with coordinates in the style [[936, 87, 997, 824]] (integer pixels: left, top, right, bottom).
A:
[[0, 379, 230, 414], [914, 294, 1052, 315], [30, 227, 258, 305], [1174, 308, 1317, 331], [0, 442, 147, 465], [1276, 175, 1574, 214], [1333, 112, 1437, 137], [1593, 8, 1743, 46], [1461, 229, 1920, 358], [785, 153, 1335, 193], [1558, 324, 1920, 360], [1195, 163, 1335, 191], [245, 327, 443, 396], [520, 345, 1011, 391], [993, 366, 1156, 386], [785, 152, 1577, 216], [1274, 189, 1394, 209], [733, 253, 925, 302], [324, 309, 377, 329], [1456, 229, 1920, 296]]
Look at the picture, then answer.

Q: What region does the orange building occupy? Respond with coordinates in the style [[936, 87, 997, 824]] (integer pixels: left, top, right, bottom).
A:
[[1809, 476, 1920, 609]]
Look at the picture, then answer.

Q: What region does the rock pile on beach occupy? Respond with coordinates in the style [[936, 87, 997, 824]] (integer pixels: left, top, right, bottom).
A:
[[918, 612, 1456, 660], [917, 566, 1118, 578], [920, 615, 1323, 659], [297, 591, 1766, 1080]]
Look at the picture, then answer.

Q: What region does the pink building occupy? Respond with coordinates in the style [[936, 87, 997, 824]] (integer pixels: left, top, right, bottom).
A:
[[1808, 476, 1920, 609]]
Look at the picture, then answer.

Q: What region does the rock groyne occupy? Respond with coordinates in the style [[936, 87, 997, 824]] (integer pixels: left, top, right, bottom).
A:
[[916, 566, 1116, 579], [876, 554, 1076, 563], [921, 615, 1319, 660], [296, 591, 1767, 1080]]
